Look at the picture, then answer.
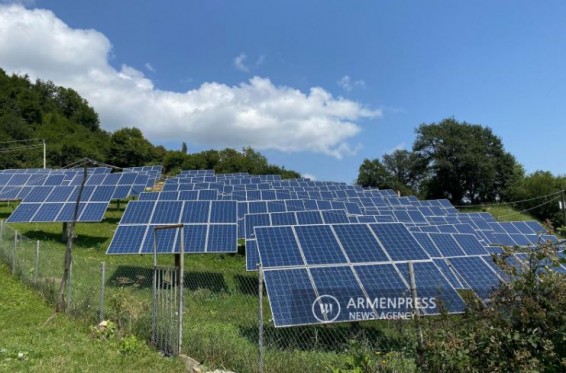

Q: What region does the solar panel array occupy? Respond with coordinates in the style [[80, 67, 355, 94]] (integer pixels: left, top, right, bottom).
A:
[[106, 200, 238, 254], [100, 169, 562, 327], [3, 166, 161, 223]]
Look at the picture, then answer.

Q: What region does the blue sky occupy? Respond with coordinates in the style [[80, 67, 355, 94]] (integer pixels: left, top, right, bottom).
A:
[[0, 1, 564, 182]]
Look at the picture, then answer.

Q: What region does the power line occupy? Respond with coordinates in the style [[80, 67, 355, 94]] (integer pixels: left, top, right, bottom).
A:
[[0, 138, 43, 145], [0, 144, 44, 154], [455, 190, 565, 208], [497, 195, 561, 220]]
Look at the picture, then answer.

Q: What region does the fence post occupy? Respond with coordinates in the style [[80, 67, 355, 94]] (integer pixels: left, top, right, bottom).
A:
[[12, 231, 17, 274], [34, 240, 40, 282], [100, 262, 106, 322], [258, 264, 264, 373], [177, 225, 185, 356], [408, 261, 424, 368], [0, 220, 4, 246], [66, 259, 73, 311]]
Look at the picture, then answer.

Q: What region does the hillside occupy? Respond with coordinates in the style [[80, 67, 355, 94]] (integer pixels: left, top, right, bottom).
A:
[[0, 68, 300, 178], [0, 262, 185, 372]]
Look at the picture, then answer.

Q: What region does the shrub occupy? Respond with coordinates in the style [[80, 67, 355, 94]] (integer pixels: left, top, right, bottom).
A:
[[421, 240, 566, 372]]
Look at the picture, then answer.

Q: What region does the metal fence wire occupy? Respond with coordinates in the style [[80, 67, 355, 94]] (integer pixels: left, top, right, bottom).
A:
[[0, 221, 420, 373]]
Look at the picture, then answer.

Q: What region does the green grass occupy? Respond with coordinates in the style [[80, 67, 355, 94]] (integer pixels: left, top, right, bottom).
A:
[[457, 204, 537, 222], [0, 262, 185, 373]]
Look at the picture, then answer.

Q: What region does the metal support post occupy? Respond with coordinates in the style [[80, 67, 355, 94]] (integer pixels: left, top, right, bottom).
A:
[[178, 226, 185, 356], [12, 231, 17, 274], [258, 264, 264, 373], [100, 262, 106, 322], [34, 240, 40, 282], [408, 262, 424, 368]]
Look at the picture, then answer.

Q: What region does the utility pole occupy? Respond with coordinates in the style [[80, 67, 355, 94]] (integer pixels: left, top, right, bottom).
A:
[[42, 139, 46, 169]]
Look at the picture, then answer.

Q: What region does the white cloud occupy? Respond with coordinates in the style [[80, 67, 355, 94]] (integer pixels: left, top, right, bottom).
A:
[[0, 5, 381, 158], [233, 52, 249, 72], [234, 52, 266, 73], [144, 62, 155, 72], [337, 75, 366, 92], [301, 173, 317, 181]]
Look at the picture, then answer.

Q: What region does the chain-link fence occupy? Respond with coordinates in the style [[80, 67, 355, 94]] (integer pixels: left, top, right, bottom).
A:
[[0, 221, 420, 373]]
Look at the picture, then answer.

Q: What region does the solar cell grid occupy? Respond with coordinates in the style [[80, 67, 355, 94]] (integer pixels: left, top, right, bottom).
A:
[[369, 223, 430, 261], [255, 226, 304, 268], [448, 256, 504, 301], [32, 203, 64, 222], [452, 234, 489, 255], [151, 201, 183, 224], [181, 201, 210, 223], [263, 268, 318, 327], [332, 224, 389, 263], [428, 233, 467, 257], [295, 225, 347, 265]]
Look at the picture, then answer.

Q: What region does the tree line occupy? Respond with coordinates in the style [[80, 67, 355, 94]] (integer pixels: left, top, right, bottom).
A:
[[0, 69, 299, 178], [357, 118, 566, 228]]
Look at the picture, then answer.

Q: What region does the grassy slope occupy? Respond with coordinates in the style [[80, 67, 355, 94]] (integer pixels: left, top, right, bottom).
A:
[[458, 204, 536, 222], [0, 263, 185, 373]]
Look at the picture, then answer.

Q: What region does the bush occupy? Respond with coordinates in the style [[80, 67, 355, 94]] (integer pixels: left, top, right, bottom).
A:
[[421, 241, 566, 372]]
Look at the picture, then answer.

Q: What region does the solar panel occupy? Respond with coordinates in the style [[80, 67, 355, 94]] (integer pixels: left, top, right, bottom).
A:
[[448, 256, 504, 301], [263, 268, 318, 327], [396, 261, 466, 314], [369, 223, 430, 261], [295, 225, 348, 265], [428, 233, 467, 257], [255, 226, 304, 268], [332, 224, 389, 263], [107, 200, 238, 254], [245, 239, 260, 271]]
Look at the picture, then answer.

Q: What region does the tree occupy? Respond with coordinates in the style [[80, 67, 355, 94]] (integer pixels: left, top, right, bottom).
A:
[[163, 150, 188, 174], [356, 159, 394, 189], [181, 142, 188, 154], [513, 171, 566, 228], [382, 149, 426, 193], [413, 118, 522, 204], [109, 127, 155, 167]]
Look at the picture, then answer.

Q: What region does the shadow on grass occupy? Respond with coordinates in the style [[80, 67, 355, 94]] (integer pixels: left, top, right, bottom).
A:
[[19, 230, 109, 248], [101, 216, 121, 225], [234, 274, 265, 296], [239, 323, 410, 353], [107, 265, 228, 293]]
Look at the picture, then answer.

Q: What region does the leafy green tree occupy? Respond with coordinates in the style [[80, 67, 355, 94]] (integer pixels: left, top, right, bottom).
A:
[[513, 171, 566, 228], [163, 150, 188, 174], [356, 158, 395, 189], [109, 127, 155, 167], [53, 87, 100, 131], [382, 149, 426, 193], [413, 118, 522, 203], [181, 142, 188, 154]]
